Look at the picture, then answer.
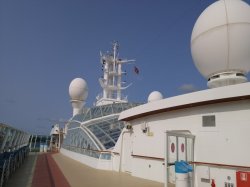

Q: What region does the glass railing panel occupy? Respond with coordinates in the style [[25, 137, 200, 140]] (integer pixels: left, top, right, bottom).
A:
[[100, 153, 111, 160], [62, 145, 111, 160]]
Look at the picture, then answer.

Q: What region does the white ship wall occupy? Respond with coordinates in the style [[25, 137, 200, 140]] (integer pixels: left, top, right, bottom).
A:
[[117, 99, 250, 186]]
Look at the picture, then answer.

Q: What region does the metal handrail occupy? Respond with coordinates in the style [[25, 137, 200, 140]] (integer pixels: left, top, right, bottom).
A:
[[62, 145, 112, 160]]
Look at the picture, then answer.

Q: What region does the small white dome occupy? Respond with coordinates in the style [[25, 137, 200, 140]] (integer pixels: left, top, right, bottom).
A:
[[69, 78, 88, 101], [50, 124, 60, 135], [191, 0, 250, 79], [148, 91, 163, 103]]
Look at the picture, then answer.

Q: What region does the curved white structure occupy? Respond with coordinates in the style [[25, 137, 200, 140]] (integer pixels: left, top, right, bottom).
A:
[[191, 0, 250, 88], [69, 78, 88, 101], [148, 91, 163, 103], [69, 78, 88, 116]]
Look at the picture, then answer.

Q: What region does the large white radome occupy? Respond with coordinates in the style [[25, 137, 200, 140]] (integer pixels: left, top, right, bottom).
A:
[[191, 0, 250, 79], [69, 78, 88, 101]]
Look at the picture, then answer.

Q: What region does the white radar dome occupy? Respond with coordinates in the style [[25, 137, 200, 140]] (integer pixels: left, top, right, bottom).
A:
[[191, 0, 250, 88], [148, 91, 163, 103], [69, 78, 88, 101]]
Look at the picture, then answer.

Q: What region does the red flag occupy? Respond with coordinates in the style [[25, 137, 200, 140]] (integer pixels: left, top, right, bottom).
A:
[[134, 66, 139, 74]]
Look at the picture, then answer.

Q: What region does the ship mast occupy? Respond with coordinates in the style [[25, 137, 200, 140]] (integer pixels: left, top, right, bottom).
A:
[[96, 42, 135, 106]]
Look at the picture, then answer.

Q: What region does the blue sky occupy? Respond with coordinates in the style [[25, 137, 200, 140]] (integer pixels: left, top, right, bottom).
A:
[[1, 0, 250, 134]]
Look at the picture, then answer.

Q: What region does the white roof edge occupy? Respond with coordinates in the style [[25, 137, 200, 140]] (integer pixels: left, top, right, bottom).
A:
[[119, 82, 250, 121]]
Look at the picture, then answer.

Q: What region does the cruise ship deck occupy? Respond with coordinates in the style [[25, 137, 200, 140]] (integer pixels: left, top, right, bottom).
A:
[[6, 152, 165, 187]]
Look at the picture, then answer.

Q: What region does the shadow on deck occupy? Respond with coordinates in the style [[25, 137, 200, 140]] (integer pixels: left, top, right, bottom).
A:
[[5, 153, 37, 187]]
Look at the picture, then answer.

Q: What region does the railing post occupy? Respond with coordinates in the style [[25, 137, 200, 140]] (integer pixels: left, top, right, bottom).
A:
[[0, 128, 10, 153], [8, 130, 17, 151]]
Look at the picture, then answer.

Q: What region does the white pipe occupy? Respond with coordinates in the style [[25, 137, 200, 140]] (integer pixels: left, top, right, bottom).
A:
[[119, 128, 131, 172]]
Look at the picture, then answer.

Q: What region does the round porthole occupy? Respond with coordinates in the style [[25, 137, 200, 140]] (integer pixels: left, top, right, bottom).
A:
[[181, 143, 185, 153], [171, 143, 175, 153]]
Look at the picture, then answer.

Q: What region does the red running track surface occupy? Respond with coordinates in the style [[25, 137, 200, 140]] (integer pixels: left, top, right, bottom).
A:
[[32, 153, 70, 187]]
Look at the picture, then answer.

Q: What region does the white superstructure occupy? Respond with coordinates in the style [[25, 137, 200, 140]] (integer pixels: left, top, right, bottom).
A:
[[116, 0, 250, 186], [61, 42, 140, 171], [61, 1, 250, 187], [118, 82, 250, 186]]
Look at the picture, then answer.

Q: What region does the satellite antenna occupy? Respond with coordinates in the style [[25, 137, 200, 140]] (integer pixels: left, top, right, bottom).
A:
[[191, 0, 250, 88], [69, 78, 88, 116]]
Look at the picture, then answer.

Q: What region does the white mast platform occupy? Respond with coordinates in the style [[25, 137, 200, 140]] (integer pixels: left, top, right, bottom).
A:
[[96, 42, 135, 106]]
